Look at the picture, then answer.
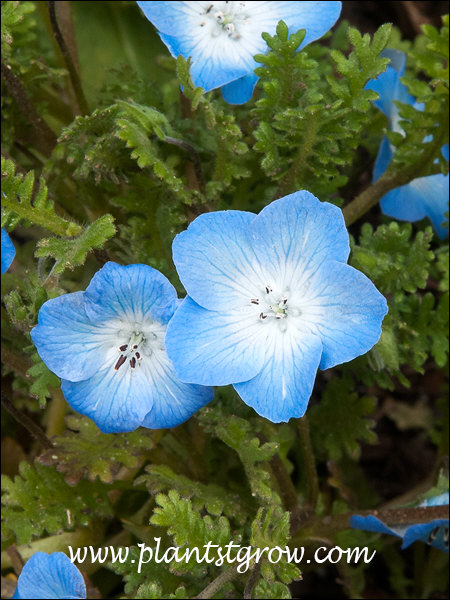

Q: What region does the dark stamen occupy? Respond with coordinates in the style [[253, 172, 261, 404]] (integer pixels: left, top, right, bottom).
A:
[[135, 352, 141, 359], [251, 299, 259, 305], [132, 344, 138, 349], [130, 357, 136, 369], [206, 4, 213, 13], [119, 344, 128, 352], [265, 286, 272, 294], [115, 355, 127, 370], [259, 312, 267, 320]]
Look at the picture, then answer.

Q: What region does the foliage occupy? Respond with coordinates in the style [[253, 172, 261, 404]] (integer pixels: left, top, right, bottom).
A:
[[1, 2, 449, 599]]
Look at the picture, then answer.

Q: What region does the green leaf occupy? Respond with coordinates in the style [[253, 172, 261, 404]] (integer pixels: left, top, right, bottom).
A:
[[35, 214, 116, 274], [38, 415, 155, 484], [2, 461, 112, 545], [309, 375, 377, 461]]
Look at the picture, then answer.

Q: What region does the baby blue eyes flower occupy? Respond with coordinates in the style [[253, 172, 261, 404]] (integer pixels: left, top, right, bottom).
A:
[[1, 228, 16, 274], [12, 552, 86, 599], [350, 493, 449, 553], [367, 48, 449, 239], [165, 191, 388, 422], [31, 262, 213, 433], [136, 1, 342, 104]]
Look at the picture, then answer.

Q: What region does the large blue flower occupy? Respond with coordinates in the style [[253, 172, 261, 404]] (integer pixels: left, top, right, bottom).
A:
[[136, 1, 342, 104], [1, 228, 16, 274], [31, 262, 213, 433], [165, 191, 388, 422], [12, 552, 86, 599], [366, 49, 449, 239], [350, 493, 449, 553]]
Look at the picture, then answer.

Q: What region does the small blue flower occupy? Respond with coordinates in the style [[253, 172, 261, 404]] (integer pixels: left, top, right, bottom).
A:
[[136, 1, 342, 104], [366, 49, 449, 238], [31, 262, 213, 433], [1, 228, 16, 274], [12, 552, 86, 599], [165, 191, 388, 422], [350, 493, 449, 553]]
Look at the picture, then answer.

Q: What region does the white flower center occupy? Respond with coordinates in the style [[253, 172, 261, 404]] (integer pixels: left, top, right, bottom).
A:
[[250, 285, 300, 333], [113, 320, 165, 372], [200, 1, 250, 40]]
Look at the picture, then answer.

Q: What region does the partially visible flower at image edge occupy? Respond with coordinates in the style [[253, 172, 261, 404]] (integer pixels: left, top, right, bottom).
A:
[[31, 262, 213, 433], [136, 1, 342, 104], [12, 552, 86, 599], [1, 228, 16, 274], [366, 48, 449, 239], [350, 492, 449, 552], [165, 191, 388, 423]]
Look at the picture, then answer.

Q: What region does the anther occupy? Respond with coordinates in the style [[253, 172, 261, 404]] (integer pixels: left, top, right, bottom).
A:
[[135, 352, 141, 360], [259, 312, 267, 320], [130, 357, 136, 369], [115, 355, 127, 370], [265, 286, 272, 294], [206, 4, 213, 13], [225, 23, 235, 35], [119, 344, 128, 352], [215, 11, 224, 23], [200, 21, 205, 26], [250, 298, 259, 305], [132, 344, 138, 349]]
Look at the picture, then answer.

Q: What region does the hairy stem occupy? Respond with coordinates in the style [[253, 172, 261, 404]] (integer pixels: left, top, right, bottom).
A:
[[1, 61, 57, 155], [194, 566, 240, 599], [47, 1, 89, 116], [297, 417, 319, 508], [1, 392, 53, 450]]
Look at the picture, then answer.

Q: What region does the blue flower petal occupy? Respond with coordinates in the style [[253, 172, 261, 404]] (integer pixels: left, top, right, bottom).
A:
[[141, 354, 213, 428], [31, 292, 116, 383], [249, 191, 350, 291], [402, 520, 449, 552], [172, 210, 261, 311], [234, 330, 323, 421], [221, 72, 258, 105], [373, 135, 393, 182], [380, 174, 449, 239], [84, 262, 177, 325], [297, 261, 388, 370], [137, 1, 341, 99], [1, 228, 16, 274], [62, 363, 154, 433], [13, 552, 86, 600], [166, 296, 267, 386], [62, 335, 212, 432], [349, 515, 400, 538]]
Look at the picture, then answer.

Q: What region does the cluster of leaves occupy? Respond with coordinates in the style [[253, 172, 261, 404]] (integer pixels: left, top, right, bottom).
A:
[[1, 1, 449, 599]]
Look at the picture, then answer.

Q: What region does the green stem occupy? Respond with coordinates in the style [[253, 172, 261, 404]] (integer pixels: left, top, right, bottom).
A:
[[1, 392, 53, 450], [1, 194, 82, 237], [1, 60, 57, 155], [297, 417, 319, 508], [47, 1, 89, 116], [343, 133, 446, 226], [194, 566, 240, 599], [277, 112, 318, 197], [46, 388, 67, 437]]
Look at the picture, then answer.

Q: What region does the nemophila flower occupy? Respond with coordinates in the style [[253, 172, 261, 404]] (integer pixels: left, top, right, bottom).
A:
[[350, 493, 449, 553], [12, 552, 86, 599], [136, 1, 342, 104], [165, 191, 388, 422], [31, 262, 213, 433], [1, 228, 16, 274], [366, 48, 449, 238]]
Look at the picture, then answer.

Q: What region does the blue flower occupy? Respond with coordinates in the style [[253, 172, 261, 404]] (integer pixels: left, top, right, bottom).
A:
[[350, 493, 449, 553], [31, 262, 213, 433], [136, 1, 342, 104], [366, 49, 449, 239], [1, 228, 16, 274], [12, 552, 86, 599], [165, 191, 388, 422]]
